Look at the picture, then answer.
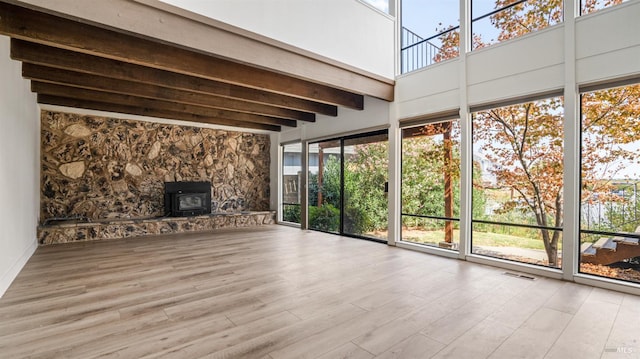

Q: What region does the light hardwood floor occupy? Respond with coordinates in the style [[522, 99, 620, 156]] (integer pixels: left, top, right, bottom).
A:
[[1, 225, 639, 358]]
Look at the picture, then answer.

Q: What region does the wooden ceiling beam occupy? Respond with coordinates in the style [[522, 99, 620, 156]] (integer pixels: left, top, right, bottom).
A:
[[0, 2, 365, 109], [37, 94, 281, 132], [22, 63, 311, 123], [8, 0, 394, 100], [31, 82, 297, 128], [11, 39, 338, 117]]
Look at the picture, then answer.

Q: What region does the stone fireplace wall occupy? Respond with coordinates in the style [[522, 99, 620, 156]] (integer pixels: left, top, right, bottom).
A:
[[40, 110, 270, 222]]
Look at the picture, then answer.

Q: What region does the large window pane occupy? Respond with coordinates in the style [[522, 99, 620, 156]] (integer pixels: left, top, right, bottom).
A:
[[401, 0, 459, 72], [473, 222, 562, 266], [400, 0, 566, 70], [363, 0, 390, 14], [472, 97, 564, 268], [307, 132, 389, 240], [581, 0, 627, 15], [579, 83, 640, 284], [401, 216, 460, 248], [401, 120, 461, 250], [343, 133, 389, 241], [471, 0, 563, 50], [281, 143, 301, 224]]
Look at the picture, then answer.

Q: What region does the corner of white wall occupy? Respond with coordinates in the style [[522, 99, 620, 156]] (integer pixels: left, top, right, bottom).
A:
[[0, 240, 38, 298], [0, 36, 39, 297]]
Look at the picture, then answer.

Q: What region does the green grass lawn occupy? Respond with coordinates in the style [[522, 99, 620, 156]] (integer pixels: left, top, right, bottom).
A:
[[401, 228, 561, 250]]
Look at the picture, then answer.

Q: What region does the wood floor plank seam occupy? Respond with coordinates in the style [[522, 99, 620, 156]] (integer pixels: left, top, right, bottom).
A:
[[0, 225, 635, 358]]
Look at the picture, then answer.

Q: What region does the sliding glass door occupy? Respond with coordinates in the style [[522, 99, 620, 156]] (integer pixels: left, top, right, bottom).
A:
[[343, 133, 389, 240], [308, 139, 342, 234], [308, 130, 388, 241], [281, 143, 302, 224]]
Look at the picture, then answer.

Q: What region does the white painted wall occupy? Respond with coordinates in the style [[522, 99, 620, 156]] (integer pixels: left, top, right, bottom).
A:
[[395, 59, 461, 120], [159, 0, 395, 79], [396, 24, 566, 117], [466, 25, 565, 106], [0, 36, 39, 297], [576, 2, 640, 85]]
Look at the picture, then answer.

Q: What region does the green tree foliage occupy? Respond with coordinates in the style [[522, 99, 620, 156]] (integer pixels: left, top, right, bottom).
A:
[[309, 204, 340, 232], [308, 155, 342, 232], [323, 155, 342, 209], [308, 144, 389, 235], [402, 133, 460, 228], [401, 122, 487, 229], [282, 204, 301, 223], [471, 162, 488, 220], [344, 142, 389, 234]]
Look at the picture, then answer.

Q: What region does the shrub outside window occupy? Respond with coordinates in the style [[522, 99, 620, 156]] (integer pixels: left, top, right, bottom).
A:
[[401, 120, 461, 251]]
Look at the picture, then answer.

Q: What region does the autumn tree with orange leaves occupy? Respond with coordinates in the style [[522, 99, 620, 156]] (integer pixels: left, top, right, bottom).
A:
[[473, 99, 565, 266], [581, 84, 640, 230], [432, 0, 633, 267]]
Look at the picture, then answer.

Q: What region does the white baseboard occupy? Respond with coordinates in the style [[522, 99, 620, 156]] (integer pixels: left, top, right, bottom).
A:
[[0, 239, 37, 298]]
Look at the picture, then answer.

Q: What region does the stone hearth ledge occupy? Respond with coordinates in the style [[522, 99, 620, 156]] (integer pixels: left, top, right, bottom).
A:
[[37, 211, 276, 245]]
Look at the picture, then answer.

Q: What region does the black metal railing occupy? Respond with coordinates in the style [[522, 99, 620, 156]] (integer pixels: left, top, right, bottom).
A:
[[401, 26, 455, 73], [471, 0, 529, 25], [400, 0, 534, 73], [580, 229, 640, 240], [401, 213, 460, 222], [401, 26, 423, 48], [473, 218, 562, 232]]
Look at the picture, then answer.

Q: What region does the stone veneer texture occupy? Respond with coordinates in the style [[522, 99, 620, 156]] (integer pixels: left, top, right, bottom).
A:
[[40, 110, 270, 221], [38, 212, 276, 245]]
